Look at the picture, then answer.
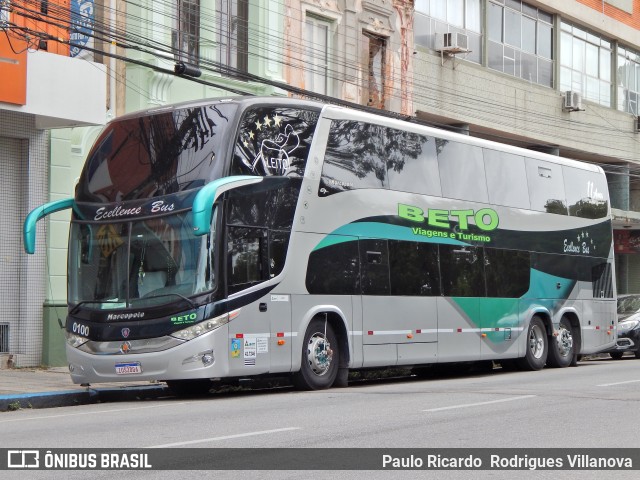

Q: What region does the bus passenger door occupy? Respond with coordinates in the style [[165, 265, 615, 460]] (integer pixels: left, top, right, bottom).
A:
[[479, 299, 521, 360], [585, 260, 616, 352], [264, 292, 292, 373], [360, 238, 439, 366], [437, 297, 481, 362], [480, 248, 530, 360], [226, 226, 291, 374], [437, 246, 483, 362], [360, 239, 398, 366]]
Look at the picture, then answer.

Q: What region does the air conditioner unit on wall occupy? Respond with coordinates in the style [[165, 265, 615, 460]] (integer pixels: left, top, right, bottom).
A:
[[563, 91, 583, 112], [435, 32, 469, 54]]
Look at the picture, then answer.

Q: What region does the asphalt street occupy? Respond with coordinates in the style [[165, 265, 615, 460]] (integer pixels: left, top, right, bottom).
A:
[[1, 357, 639, 479]]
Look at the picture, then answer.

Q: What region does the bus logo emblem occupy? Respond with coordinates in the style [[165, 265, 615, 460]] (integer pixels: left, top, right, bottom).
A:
[[121, 328, 130, 338]]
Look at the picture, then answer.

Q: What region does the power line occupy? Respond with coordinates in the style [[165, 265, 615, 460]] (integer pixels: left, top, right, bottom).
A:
[[2, 0, 639, 168]]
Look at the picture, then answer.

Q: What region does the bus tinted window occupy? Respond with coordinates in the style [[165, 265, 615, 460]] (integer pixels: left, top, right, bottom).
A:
[[227, 227, 266, 294], [387, 133, 442, 197], [226, 180, 299, 284], [306, 239, 360, 295], [232, 107, 319, 177], [484, 149, 530, 209], [484, 248, 530, 297], [389, 240, 441, 296], [320, 120, 390, 195], [226, 179, 301, 230], [439, 245, 485, 297], [563, 166, 609, 219], [269, 231, 289, 278], [360, 239, 390, 295], [437, 139, 489, 203], [592, 261, 614, 298], [78, 104, 236, 202], [526, 158, 568, 215]]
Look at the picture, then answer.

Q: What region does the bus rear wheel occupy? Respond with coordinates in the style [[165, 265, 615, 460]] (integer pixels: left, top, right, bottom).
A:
[[547, 317, 575, 368], [293, 318, 339, 390], [517, 316, 547, 371]]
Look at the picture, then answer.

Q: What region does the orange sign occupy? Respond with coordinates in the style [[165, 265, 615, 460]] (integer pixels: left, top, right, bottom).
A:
[[0, 35, 27, 105]]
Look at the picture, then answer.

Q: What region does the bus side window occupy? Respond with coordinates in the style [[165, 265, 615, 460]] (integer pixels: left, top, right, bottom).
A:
[[439, 245, 485, 297], [319, 120, 390, 196], [525, 158, 568, 215], [360, 239, 390, 295], [437, 139, 488, 204], [305, 237, 360, 295], [484, 248, 530, 298], [389, 240, 441, 296], [563, 166, 609, 219], [591, 261, 614, 298], [227, 227, 267, 294], [269, 231, 289, 278]]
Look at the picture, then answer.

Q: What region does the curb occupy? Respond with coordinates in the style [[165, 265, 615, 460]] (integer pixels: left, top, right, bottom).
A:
[[0, 385, 170, 412]]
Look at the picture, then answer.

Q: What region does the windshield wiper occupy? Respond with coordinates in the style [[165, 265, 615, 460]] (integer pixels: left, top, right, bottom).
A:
[[69, 301, 100, 315], [70, 300, 128, 315], [138, 293, 197, 309]]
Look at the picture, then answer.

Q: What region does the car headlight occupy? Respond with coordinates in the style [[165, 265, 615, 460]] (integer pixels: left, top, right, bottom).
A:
[[618, 319, 640, 332], [171, 309, 240, 341], [65, 331, 89, 348]]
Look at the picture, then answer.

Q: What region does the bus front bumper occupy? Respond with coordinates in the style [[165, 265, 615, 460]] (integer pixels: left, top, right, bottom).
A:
[[65, 329, 232, 385]]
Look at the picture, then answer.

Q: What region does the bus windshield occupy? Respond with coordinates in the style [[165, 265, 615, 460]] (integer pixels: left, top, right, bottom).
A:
[[76, 103, 237, 203], [68, 210, 217, 310]]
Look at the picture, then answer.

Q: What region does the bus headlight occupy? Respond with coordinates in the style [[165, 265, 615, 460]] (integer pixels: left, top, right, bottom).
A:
[[171, 309, 240, 341], [65, 331, 89, 349]]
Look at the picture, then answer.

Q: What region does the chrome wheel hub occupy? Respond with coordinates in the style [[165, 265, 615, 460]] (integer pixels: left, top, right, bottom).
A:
[[306, 333, 333, 376]]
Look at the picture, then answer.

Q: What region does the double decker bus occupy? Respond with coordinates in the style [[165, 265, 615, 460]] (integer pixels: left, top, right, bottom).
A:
[[24, 97, 616, 392]]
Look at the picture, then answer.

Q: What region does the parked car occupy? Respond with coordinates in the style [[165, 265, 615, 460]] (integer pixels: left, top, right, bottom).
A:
[[607, 294, 640, 359]]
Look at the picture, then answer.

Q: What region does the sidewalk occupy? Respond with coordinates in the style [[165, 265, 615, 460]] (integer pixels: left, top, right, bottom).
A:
[[0, 367, 169, 411]]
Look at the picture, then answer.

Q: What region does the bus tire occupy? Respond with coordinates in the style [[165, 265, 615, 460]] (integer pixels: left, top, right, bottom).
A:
[[293, 318, 339, 390], [547, 317, 574, 368], [517, 316, 548, 371]]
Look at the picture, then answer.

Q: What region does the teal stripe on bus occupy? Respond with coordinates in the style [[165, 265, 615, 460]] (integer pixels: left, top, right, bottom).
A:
[[451, 269, 577, 340], [312, 221, 468, 251]]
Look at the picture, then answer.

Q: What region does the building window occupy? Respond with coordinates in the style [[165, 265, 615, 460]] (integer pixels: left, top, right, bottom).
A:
[[363, 31, 386, 109], [487, 0, 553, 87], [414, 0, 482, 64], [172, 0, 200, 65], [560, 21, 612, 107], [617, 46, 640, 116], [0, 4, 8, 27], [304, 14, 331, 96], [217, 0, 248, 74]]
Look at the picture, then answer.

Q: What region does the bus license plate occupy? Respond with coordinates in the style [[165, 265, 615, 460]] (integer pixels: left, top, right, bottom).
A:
[[115, 362, 142, 375]]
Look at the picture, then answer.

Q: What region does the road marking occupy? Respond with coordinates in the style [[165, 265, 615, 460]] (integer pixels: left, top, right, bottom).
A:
[[423, 395, 536, 412], [597, 379, 640, 387], [148, 427, 301, 448], [0, 403, 188, 424]]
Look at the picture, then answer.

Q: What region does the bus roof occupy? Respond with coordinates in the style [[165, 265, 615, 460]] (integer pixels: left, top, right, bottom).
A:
[[111, 96, 603, 176], [319, 103, 605, 175]]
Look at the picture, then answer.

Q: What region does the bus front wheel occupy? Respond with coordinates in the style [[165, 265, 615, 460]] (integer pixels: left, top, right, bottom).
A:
[[517, 316, 548, 371], [547, 317, 575, 368], [293, 318, 339, 390]]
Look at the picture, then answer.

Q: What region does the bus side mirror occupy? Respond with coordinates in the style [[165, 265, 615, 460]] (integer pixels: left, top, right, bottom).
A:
[[24, 198, 75, 254], [191, 176, 263, 236]]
